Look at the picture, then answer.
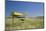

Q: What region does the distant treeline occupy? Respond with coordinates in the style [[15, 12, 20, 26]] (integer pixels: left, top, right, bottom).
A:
[[35, 16, 44, 19], [5, 16, 44, 18]]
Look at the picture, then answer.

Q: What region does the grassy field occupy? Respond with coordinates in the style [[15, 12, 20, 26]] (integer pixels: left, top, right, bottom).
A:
[[5, 16, 44, 30]]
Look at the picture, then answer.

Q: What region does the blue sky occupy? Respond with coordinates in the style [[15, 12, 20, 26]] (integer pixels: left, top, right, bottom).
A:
[[5, 1, 44, 17]]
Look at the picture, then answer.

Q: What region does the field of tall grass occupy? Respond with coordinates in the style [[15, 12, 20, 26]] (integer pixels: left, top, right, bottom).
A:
[[5, 16, 44, 30]]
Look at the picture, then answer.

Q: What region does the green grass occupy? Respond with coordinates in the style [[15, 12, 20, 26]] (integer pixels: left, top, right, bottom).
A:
[[5, 17, 44, 30]]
